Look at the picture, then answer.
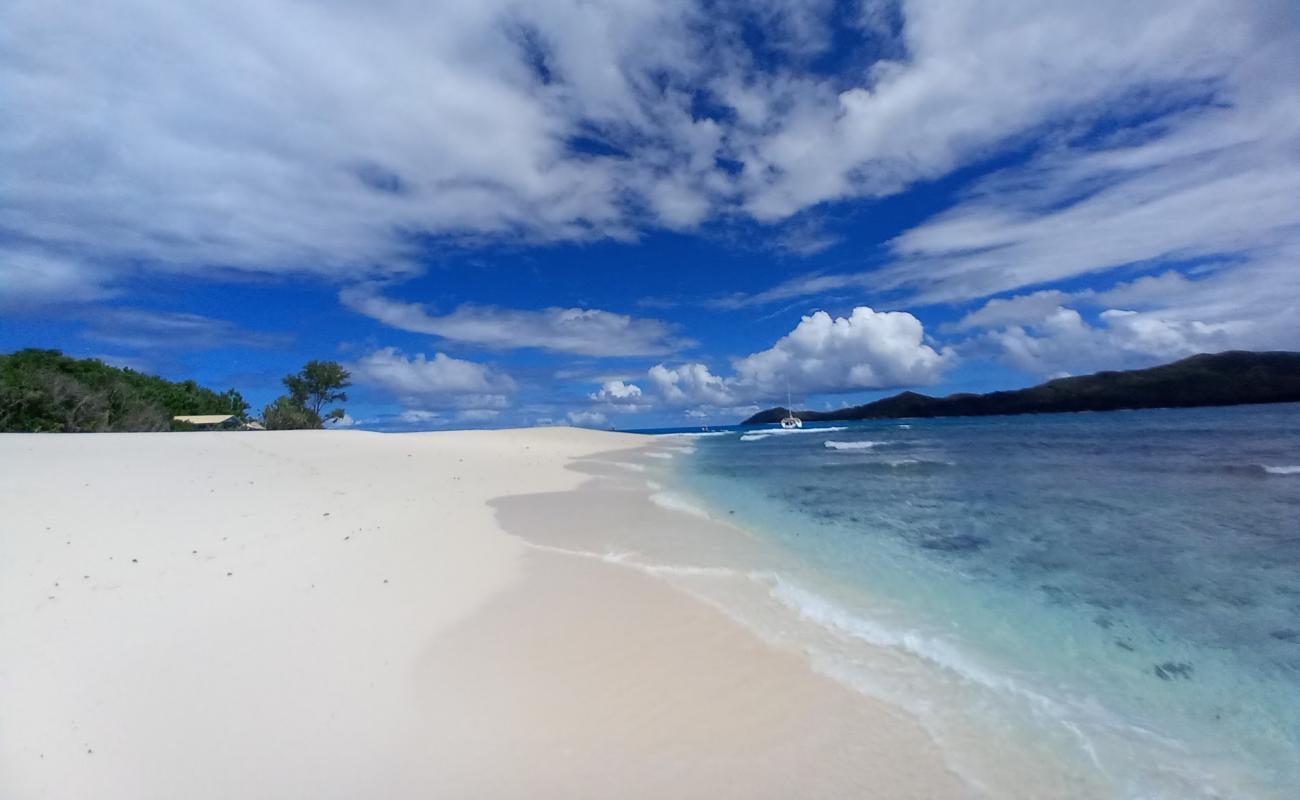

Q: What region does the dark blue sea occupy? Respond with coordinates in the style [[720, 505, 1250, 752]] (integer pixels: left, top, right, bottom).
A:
[[634, 404, 1300, 798]]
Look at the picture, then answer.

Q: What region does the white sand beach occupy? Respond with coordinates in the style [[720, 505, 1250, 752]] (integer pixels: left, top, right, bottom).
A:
[[1, 428, 965, 799]]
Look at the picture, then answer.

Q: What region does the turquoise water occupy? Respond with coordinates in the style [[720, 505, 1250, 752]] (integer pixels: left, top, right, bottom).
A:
[[657, 404, 1300, 798]]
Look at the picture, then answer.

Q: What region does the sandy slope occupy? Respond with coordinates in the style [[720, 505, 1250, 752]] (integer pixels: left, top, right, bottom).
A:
[[0, 428, 963, 799]]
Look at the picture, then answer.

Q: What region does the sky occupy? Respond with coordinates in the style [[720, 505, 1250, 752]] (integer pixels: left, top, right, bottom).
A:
[[2, 0, 1298, 430]]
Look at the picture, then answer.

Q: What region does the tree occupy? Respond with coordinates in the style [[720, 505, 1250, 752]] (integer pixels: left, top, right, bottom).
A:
[[283, 361, 351, 419], [260, 360, 351, 430], [262, 396, 321, 430]]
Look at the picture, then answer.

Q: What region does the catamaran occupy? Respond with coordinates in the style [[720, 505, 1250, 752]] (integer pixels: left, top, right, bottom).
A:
[[780, 387, 802, 429]]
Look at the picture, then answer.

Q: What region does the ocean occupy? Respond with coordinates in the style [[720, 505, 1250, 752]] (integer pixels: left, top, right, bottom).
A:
[[631, 404, 1300, 798]]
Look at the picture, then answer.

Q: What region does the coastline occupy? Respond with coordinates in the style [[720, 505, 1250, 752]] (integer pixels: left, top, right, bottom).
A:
[[0, 428, 964, 799]]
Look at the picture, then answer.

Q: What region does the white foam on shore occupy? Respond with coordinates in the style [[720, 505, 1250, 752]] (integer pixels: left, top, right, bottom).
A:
[[519, 540, 737, 580], [761, 574, 1065, 716], [642, 563, 740, 578], [593, 460, 646, 472], [824, 440, 886, 450], [666, 431, 733, 438], [645, 451, 675, 459], [740, 433, 771, 442], [1261, 465, 1300, 475], [650, 491, 711, 518], [520, 541, 639, 565]]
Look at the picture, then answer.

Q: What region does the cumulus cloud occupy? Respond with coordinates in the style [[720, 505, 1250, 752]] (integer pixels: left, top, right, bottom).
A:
[[567, 409, 609, 428], [648, 306, 950, 407], [349, 347, 515, 408], [589, 380, 643, 402], [648, 362, 738, 406], [734, 307, 950, 394], [340, 286, 684, 357]]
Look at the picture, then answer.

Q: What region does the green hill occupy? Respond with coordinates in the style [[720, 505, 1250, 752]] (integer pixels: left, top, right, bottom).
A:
[[0, 349, 249, 432], [742, 351, 1300, 425]]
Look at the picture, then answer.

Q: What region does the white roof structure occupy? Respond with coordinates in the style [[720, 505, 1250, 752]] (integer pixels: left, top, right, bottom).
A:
[[173, 414, 236, 425]]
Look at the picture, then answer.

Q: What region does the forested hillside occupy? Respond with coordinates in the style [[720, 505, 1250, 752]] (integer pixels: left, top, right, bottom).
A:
[[0, 349, 248, 432]]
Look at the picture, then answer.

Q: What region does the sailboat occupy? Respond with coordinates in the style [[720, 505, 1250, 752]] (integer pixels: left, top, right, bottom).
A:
[[780, 386, 803, 429]]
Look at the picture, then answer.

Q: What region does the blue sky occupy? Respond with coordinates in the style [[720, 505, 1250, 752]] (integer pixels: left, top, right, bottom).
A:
[[3, 1, 1298, 429]]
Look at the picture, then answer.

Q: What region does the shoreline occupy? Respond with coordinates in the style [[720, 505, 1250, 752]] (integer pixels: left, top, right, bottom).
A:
[[1, 428, 964, 799]]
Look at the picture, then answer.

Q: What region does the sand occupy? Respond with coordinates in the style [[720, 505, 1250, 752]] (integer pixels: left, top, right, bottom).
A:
[[0, 428, 966, 799]]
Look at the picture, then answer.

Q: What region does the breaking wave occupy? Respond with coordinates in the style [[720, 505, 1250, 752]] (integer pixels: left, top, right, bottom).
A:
[[824, 440, 886, 450], [1260, 464, 1300, 475]]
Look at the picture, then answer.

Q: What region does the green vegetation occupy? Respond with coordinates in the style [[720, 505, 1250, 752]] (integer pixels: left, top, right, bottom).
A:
[[262, 360, 351, 430], [743, 351, 1300, 424], [0, 349, 249, 432]]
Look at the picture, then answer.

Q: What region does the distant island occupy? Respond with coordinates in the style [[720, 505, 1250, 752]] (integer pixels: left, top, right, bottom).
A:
[[742, 351, 1300, 425]]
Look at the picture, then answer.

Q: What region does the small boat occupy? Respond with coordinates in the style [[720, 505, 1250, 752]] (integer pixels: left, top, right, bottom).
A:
[[780, 387, 802, 429]]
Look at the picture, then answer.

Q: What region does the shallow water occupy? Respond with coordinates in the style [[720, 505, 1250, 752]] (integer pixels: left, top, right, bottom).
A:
[[647, 404, 1300, 798]]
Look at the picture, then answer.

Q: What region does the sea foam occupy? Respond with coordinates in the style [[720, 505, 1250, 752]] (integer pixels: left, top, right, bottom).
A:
[[884, 457, 953, 467], [824, 440, 885, 450], [762, 574, 1063, 712], [1261, 464, 1300, 475], [741, 426, 849, 442], [650, 491, 711, 518]]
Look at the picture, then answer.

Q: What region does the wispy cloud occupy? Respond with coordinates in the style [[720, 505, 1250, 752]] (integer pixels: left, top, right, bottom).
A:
[[84, 309, 292, 351], [0, 248, 114, 311], [340, 285, 688, 357]]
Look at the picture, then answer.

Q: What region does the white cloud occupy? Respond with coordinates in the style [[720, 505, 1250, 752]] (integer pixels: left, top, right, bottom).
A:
[[737, 1, 1273, 218], [326, 413, 357, 428], [6, 0, 1293, 298], [648, 362, 738, 406], [1094, 272, 1198, 307], [0, 249, 112, 310], [734, 307, 950, 395], [6, 0, 1297, 396], [398, 409, 443, 424], [567, 409, 609, 427], [951, 251, 1300, 376], [950, 290, 1082, 332], [341, 286, 684, 357], [85, 309, 291, 351], [970, 306, 1235, 376], [349, 347, 515, 407], [589, 380, 643, 402], [648, 306, 950, 407], [697, 4, 1300, 358]]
